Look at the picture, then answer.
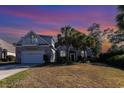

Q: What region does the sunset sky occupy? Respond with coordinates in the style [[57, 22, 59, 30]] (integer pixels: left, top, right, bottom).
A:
[[0, 5, 117, 43]]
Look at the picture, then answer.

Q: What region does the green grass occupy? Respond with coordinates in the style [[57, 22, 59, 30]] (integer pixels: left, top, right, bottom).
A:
[[0, 70, 30, 88]]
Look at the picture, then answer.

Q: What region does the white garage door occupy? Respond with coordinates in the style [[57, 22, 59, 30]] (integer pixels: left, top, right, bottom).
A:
[[21, 51, 44, 64]]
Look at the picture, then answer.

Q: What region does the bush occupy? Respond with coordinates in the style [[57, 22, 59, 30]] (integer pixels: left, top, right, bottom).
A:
[[107, 49, 124, 57], [43, 55, 50, 64], [88, 57, 99, 62], [57, 57, 66, 64], [99, 49, 124, 68], [6, 55, 15, 62], [99, 53, 108, 62], [56, 57, 75, 65], [107, 54, 124, 67]]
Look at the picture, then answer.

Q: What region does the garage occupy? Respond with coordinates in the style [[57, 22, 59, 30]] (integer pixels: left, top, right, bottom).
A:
[[21, 51, 44, 64]]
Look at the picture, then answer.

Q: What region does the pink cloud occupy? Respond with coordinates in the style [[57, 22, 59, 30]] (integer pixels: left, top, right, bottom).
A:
[[38, 30, 60, 36], [0, 8, 71, 24], [0, 27, 60, 37], [0, 7, 115, 27], [0, 6, 116, 42]]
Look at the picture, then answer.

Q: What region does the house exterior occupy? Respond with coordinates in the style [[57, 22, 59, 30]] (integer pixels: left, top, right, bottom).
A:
[[16, 31, 56, 64], [56, 45, 94, 62], [0, 39, 15, 60], [56, 45, 80, 61]]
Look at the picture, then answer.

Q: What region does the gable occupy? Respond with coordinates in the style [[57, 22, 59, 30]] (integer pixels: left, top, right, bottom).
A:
[[16, 31, 55, 45], [17, 31, 49, 46]]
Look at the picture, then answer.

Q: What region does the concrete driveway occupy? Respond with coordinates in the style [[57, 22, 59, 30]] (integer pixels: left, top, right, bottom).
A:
[[0, 64, 37, 80]]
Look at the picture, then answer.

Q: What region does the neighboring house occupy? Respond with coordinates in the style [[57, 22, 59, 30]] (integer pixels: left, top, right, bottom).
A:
[[0, 39, 15, 60], [16, 31, 56, 64]]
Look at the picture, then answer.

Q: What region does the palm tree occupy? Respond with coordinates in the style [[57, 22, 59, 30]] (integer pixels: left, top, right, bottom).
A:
[[60, 25, 75, 63]]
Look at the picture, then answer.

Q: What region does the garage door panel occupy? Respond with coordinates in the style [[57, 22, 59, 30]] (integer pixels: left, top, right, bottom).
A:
[[21, 51, 44, 64]]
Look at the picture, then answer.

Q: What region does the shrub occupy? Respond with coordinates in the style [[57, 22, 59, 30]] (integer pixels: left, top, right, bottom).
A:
[[100, 49, 124, 62], [57, 57, 66, 64], [43, 55, 50, 64], [107, 49, 124, 57], [107, 54, 124, 67], [6, 55, 15, 62], [89, 57, 99, 62]]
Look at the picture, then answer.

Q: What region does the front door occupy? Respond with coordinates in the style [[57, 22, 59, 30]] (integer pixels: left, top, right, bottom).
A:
[[69, 53, 75, 61]]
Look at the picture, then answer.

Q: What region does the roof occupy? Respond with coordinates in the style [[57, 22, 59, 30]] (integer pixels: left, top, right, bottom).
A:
[[39, 35, 57, 43], [16, 31, 57, 45], [39, 35, 53, 44], [0, 39, 15, 53]]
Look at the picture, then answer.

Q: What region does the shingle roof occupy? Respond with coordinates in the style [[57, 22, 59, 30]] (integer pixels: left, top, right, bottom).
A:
[[39, 35, 53, 44], [16, 31, 57, 46]]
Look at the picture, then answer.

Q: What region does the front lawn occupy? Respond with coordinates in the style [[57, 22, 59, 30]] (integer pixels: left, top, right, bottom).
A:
[[0, 70, 29, 88], [1, 63, 124, 88]]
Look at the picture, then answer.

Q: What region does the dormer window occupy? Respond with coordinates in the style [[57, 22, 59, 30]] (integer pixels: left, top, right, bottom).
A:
[[31, 35, 38, 44], [31, 34, 35, 39]]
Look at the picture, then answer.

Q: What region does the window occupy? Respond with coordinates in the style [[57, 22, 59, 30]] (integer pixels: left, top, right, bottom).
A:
[[31, 35, 38, 43], [60, 50, 66, 57]]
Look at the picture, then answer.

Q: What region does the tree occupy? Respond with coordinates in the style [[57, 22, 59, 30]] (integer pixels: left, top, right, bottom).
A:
[[88, 23, 104, 57], [56, 25, 96, 63], [58, 25, 76, 63], [73, 33, 95, 58], [116, 5, 124, 31], [108, 6, 124, 51], [72, 33, 87, 58]]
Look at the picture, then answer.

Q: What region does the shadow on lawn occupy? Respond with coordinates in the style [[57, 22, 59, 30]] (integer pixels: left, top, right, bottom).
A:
[[0, 63, 44, 70], [0, 62, 72, 70], [43, 62, 79, 67], [90, 62, 124, 71], [1, 61, 124, 71], [90, 62, 109, 67]]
